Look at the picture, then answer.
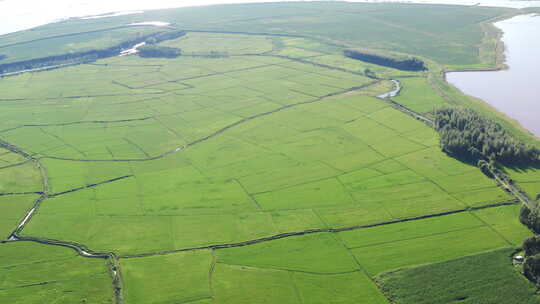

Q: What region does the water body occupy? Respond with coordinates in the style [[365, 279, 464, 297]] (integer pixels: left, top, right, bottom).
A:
[[377, 80, 401, 99], [0, 0, 538, 36], [447, 14, 540, 137]]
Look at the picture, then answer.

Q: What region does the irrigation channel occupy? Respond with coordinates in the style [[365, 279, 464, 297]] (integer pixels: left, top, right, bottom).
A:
[[0, 55, 536, 304]]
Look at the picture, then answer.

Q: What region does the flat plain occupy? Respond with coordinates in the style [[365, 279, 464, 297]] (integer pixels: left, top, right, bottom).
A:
[[0, 2, 538, 304]]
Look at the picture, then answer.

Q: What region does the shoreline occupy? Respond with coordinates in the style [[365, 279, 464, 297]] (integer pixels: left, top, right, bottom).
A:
[[442, 13, 540, 142]]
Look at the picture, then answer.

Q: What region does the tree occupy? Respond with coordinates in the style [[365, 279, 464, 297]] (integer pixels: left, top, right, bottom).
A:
[[434, 107, 540, 166], [524, 254, 540, 283], [477, 160, 493, 177], [520, 205, 540, 234], [524, 236, 540, 257]]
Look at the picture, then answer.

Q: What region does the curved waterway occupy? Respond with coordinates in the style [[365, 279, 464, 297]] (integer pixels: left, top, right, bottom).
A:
[[447, 14, 540, 137], [378, 79, 401, 99]]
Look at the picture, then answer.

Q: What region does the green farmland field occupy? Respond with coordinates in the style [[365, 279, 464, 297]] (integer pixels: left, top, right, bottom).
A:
[[0, 2, 538, 304], [0, 242, 113, 303], [377, 248, 540, 304], [0, 26, 163, 64]]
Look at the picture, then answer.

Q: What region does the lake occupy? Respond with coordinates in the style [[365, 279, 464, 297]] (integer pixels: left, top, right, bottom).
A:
[[446, 14, 540, 138]]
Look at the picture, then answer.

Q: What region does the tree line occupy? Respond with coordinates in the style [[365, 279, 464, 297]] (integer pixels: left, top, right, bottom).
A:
[[520, 201, 540, 284], [434, 107, 540, 166], [343, 49, 426, 71], [138, 45, 181, 58]]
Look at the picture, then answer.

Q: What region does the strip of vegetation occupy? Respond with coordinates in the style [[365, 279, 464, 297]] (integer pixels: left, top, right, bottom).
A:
[[0, 30, 186, 74], [138, 45, 182, 58], [434, 107, 540, 166], [343, 49, 426, 71], [520, 201, 540, 285]]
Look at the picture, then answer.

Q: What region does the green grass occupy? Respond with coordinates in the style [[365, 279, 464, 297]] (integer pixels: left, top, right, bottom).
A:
[[0, 7, 534, 302], [506, 167, 540, 198], [316, 203, 393, 228], [0, 162, 41, 193], [212, 264, 300, 304], [23, 211, 278, 255], [0, 194, 37, 238], [213, 232, 390, 303], [0, 149, 26, 165], [149, 2, 510, 65], [121, 250, 213, 304], [2, 2, 512, 67], [351, 226, 509, 275], [293, 272, 389, 304], [338, 212, 485, 249], [212, 264, 390, 304], [339, 210, 515, 275], [0, 242, 113, 303], [42, 158, 132, 194], [162, 32, 274, 55], [392, 77, 446, 113], [217, 233, 358, 273], [17, 47, 509, 253], [377, 248, 540, 304], [473, 204, 533, 246], [255, 178, 354, 210], [269, 209, 326, 233], [0, 26, 163, 65]]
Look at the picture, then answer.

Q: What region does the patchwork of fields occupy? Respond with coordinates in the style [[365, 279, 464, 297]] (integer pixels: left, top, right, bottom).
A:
[[1, 6, 539, 303]]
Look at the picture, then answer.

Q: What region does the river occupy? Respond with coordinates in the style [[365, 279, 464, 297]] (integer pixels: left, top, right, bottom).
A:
[[0, 0, 538, 36], [446, 14, 540, 138]]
